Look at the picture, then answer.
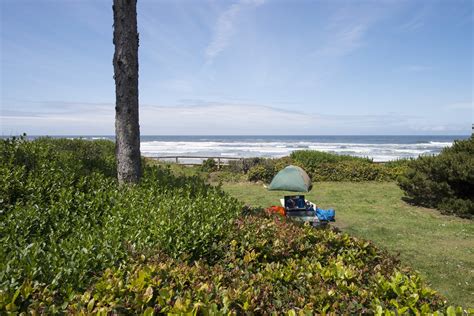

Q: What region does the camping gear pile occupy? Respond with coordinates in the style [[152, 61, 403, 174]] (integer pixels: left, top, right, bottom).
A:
[[266, 165, 335, 227], [266, 194, 335, 227]]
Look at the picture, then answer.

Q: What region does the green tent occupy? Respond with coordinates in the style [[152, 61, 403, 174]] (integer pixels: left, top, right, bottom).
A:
[[268, 165, 312, 192]]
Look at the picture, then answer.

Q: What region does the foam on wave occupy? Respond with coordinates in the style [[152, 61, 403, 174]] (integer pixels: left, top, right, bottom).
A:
[[140, 139, 455, 162]]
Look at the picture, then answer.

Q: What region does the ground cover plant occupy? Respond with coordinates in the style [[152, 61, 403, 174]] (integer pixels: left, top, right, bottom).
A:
[[0, 137, 241, 312], [398, 136, 474, 219], [66, 215, 450, 314], [222, 182, 474, 308], [0, 137, 469, 313]]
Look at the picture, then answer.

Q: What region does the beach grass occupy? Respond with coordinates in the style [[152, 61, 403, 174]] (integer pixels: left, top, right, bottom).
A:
[[221, 181, 474, 307]]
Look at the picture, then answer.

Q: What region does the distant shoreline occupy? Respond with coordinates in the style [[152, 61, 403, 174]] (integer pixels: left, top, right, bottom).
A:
[[1, 134, 470, 138], [2, 134, 469, 162]]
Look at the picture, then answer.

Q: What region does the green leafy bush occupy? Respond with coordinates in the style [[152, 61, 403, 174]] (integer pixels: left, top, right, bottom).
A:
[[232, 151, 406, 183], [228, 157, 264, 174], [291, 149, 372, 166], [290, 150, 407, 182], [383, 159, 412, 181], [228, 157, 290, 183], [272, 156, 294, 172], [398, 137, 474, 218], [227, 157, 293, 176], [200, 157, 217, 172], [309, 161, 394, 182], [247, 164, 276, 182], [0, 136, 116, 210], [48, 216, 454, 314], [0, 137, 242, 311]]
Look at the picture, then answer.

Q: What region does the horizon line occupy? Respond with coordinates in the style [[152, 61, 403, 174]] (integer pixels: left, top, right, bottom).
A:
[[1, 134, 471, 137]]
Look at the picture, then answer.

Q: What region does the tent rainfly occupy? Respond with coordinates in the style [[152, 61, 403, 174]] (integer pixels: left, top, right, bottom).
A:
[[267, 165, 312, 192]]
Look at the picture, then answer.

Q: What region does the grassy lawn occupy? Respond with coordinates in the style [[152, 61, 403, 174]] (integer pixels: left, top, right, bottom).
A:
[[222, 181, 474, 307]]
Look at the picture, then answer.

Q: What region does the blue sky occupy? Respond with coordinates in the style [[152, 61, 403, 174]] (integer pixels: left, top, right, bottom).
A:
[[1, 0, 472, 135]]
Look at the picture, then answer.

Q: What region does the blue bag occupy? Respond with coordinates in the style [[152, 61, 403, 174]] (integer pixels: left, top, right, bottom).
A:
[[316, 208, 336, 221]]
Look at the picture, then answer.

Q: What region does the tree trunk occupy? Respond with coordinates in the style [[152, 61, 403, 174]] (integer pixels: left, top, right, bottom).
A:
[[113, 0, 141, 184]]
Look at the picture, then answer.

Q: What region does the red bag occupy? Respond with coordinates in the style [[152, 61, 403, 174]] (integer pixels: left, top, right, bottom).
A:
[[266, 206, 286, 216]]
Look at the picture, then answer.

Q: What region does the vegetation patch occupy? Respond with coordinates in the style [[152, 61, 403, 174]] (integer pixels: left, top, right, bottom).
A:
[[290, 149, 372, 165], [290, 150, 409, 182], [200, 158, 218, 172], [0, 137, 469, 313], [223, 151, 408, 183], [34, 216, 450, 314], [398, 136, 474, 219], [0, 137, 241, 312], [222, 181, 474, 307]]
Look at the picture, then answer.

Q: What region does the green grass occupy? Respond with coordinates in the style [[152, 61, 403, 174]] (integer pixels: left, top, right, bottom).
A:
[[144, 159, 208, 178], [222, 181, 474, 307]]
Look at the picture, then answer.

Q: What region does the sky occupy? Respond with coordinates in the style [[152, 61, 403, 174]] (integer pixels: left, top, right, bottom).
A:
[[0, 0, 472, 135]]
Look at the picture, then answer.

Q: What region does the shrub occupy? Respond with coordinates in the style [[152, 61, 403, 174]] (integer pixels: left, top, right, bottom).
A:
[[289, 150, 406, 182], [226, 159, 244, 173], [288, 160, 405, 182], [309, 161, 391, 182], [291, 150, 371, 166], [200, 157, 217, 172], [383, 160, 411, 181], [233, 157, 293, 183], [60, 216, 450, 314], [227, 157, 266, 174], [384, 158, 412, 168], [0, 136, 242, 311], [273, 156, 294, 171], [247, 164, 276, 182], [226, 152, 404, 183], [201, 150, 409, 184], [0, 136, 116, 209], [398, 137, 474, 218]]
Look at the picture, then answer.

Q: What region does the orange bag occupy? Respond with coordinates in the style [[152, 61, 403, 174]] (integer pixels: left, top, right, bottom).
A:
[[266, 206, 286, 216]]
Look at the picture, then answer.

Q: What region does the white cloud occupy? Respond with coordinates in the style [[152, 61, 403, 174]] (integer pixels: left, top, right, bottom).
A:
[[1, 100, 113, 135], [313, 4, 388, 58], [140, 103, 314, 135], [2, 100, 470, 136], [1, 101, 313, 135], [160, 79, 194, 93], [398, 5, 430, 31], [316, 23, 369, 57], [205, 0, 265, 63], [444, 102, 474, 122], [444, 102, 473, 111]]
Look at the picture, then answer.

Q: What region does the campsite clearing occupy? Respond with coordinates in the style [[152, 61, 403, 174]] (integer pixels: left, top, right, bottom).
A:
[[222, 181, 474, 307]]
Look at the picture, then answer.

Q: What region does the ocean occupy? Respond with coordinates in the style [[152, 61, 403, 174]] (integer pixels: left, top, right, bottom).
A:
[[73, 135, 469, 162]]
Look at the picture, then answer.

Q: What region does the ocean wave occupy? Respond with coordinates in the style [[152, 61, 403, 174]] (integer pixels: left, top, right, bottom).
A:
[[429, 141, 453, 146], [139, 139, 455, 162]]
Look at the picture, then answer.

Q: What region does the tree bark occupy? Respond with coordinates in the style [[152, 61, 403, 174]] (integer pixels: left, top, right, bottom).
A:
[[113, 0, 141, 184]]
